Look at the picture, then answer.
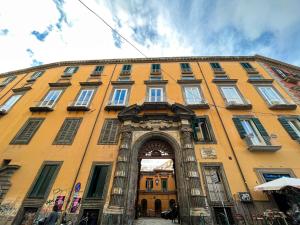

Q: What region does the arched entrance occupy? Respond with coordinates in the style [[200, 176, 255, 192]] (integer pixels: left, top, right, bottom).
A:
[[155, 199, 162, 215]]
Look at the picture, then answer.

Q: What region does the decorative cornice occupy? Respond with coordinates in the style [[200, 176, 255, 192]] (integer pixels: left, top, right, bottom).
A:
[[1, 55, 299, 78]]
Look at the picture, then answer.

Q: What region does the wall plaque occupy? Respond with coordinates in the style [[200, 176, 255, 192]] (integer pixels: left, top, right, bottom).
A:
[[200, 147, 217, 159]]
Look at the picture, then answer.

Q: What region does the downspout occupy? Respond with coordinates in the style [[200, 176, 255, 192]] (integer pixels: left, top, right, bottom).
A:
[[196, 62, 252, 195], [64, 64, 117, 212]]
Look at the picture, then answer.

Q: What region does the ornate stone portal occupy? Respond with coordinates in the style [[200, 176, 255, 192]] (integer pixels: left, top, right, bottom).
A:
[[101, 103, 209, 225]]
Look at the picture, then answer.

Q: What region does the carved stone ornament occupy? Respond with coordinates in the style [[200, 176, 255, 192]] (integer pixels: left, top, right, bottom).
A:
[[200, 147, 217, 159], [130, 120, 176, 131]]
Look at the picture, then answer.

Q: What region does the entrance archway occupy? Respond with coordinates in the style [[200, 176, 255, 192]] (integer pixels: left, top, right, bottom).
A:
[[155, 199, 162, 215]]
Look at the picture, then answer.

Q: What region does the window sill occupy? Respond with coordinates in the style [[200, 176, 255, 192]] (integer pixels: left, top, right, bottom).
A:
[[226, 103, 252, 110], [213, 69, 226, 74], [248, 145, 281, 152], [104, 105, 126, 111], [142, 101, 170, 110], [111, 80, 134, 85], [12, 86, 32, 93], [212, 78, 238, 83], [48, 81, 71, 87], [247, 79, 274, 84], [245, 68, 258, 74], [187, 103, 210, 109], [181, 71, 193, 74], [90, 72, 102, 77], [177, 79, 202, 84], [284, 76, 300, 84], [67, 105, 90, 111], [79, 81, 102, 86], [150, 71, 161, 75], [61, 73, 73, 78], [0, 109, 8, 115], [144, 80, 168, 85], [269, 104, 297, 110], [30, 106, 54, 112]]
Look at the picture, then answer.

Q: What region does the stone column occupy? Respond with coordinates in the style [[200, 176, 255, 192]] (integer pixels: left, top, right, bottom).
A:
[[180, 122, 210, 225], [101, 126, 132, 225]]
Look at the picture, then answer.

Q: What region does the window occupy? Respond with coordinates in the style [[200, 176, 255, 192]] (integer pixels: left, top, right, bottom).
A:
[[220, 86, 244, 104], [180, 63, 192, 73], [29, 164, 60, 198], [64, 66, 79, 75], [11, 118, 44, 144], [210, 63, 222, 69], [162, 179, 168, 192], [118, 76, 131, 81], [146, 179, 153, 192], [149, 75, 162, 81], [75, 89, 94, 106], [93, 65, 104, 74], [87, 165, 109, 198], [278, 117, 300, 140], [111, 88, 128, 105], [262, 173, 291, 182], [40, 89, 63, 108], [184, 86, 203, 104], [271, 67, 288, 79], [30, 71, 44, 81], [240, 62, 253, 69], [214, 75, 228, 80], [151, 64, 161, 73], [181, 75, 195, 80], [192, 117, 215, 143], [257, 86, 285, 105], [0, 94, 22, 113], [121, 64, 132, 74], [98, 119, 120, 144], [53, 118, 82, 145], [248, 74, 263, 80], [148, 87, 164, 102], [203, 166, 228, 202], [232, 117, 271, 146], [0, 76, 16, 87]]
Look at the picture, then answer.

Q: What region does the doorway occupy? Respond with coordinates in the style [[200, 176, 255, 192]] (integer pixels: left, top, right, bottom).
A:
[[135, 139, 177, 218]]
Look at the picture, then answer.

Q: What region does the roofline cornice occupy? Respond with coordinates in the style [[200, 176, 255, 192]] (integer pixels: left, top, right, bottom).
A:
[[1, 55, 299, 78]]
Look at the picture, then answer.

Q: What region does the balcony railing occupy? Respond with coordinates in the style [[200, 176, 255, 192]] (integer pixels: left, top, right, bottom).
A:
[[225, 99, 252, 109], [268, 100, 297, 110], [244, 134, 281, 152], [29, 101, 55, 112], [67, 101, 90, 111], [186, 99, 210, 109]]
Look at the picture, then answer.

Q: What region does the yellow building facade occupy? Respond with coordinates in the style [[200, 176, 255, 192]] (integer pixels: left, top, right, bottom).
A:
[[0, 55, 299, 225]]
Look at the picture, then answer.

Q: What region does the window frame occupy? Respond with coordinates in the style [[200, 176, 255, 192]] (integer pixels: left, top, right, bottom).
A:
[[121, 64, 132, 74], [29, 71, 45, 81], [255, 168, 295, 183], [180, 63, 192, 73], [53, 118, 83, 145], [271, 67, 288, 79], [110, 88, 129, 106], [0, 94, 23, 113], [0, 76, 16, 87], [74, 88, 95, 107], [93, 65, 104, 74], [151, 64, 161, 74], [255, 85, 287, 105], [64, 66, 79, 75], [39, 89, 64, 108], [147, 86, 165, 102], [98, 119, 121, 144], [240, 119, 266, 146], [192, 116, 216, 144], [182, 85, 204, 105], [27, 161, 62, 199], [10, 118, 45, 145], [84, 162, 112, 200], [218, 85, 246, 105]]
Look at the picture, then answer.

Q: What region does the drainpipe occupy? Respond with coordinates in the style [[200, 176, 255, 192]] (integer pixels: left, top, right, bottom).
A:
[[64, 64, 117, 212], [196, 62, 252, 196]]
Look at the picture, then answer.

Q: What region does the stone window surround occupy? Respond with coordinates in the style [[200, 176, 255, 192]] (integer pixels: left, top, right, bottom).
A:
[[39, 87, 67, 107], [0, 92, 25, 114], [71, 86, 98, 108], [180, 84, 206, 106], [145, 84, 167, 102], [108, 85, 132, 106], [200, 162, 233, 205], [217, 84, 249, 106], [193, 115, 217, 144], [255, 168, 296, 183], [253, 84, 290, 106]]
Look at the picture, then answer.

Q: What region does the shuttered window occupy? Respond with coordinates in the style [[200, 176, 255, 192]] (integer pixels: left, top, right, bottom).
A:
[[98, 119, 120, 144], [10, 118, 44, 144], [87, 165, 109, 198], [29, 164, 59, 198], [192, 117, 216, 143], [53, 118, 82, 145], [232, 117, 271, 145], [278, 117, 300, 140]]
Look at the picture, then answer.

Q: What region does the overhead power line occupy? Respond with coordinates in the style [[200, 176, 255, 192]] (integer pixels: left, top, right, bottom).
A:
[[77, 0, 294, 117]]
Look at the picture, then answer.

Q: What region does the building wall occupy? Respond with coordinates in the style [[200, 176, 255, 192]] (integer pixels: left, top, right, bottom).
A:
[[0, 56, 299, 224]]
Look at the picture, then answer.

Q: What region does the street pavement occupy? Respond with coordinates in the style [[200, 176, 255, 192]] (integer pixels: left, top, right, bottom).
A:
[[133, 218, 178, 225]]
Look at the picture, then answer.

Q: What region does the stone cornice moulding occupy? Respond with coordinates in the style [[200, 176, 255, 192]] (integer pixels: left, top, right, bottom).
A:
[[1, 55, 299, 78]]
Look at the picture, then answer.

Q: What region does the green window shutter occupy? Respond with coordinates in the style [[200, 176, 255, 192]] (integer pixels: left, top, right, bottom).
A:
[[53, 118, 82, 145], [232, 117, 247, 138], [252, 118, 271, 145], [98, 119, 120, 144], [73, 66, 79, 73], [10, 118, 44, 144], [278, 117, 300, 140], [191, 119, 198, 141], [29, 164, 59, 198], [87, 165, 109, 198]]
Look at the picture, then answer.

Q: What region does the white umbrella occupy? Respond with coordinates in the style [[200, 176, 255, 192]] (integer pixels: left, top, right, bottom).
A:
[[254, 177, 300, 191]]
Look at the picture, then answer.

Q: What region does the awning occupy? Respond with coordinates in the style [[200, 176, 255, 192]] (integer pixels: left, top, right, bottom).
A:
[[254, 177, 300, 191]]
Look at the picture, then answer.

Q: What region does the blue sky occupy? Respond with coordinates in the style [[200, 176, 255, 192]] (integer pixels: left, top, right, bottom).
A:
[[0, 0, 300, 73]]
